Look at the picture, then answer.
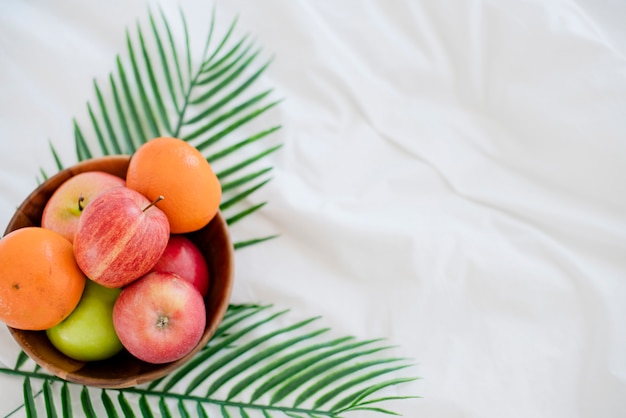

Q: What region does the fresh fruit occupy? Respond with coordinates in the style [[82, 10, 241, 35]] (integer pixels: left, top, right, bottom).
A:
[[112, 272, 206, 364], [149, 234, 210, 296], [126, 137, 222, 234], [46, 280, 123, 361], [73, 186, 170, 288], [0, 227, 86, 330], [41, 171, 125, 243]]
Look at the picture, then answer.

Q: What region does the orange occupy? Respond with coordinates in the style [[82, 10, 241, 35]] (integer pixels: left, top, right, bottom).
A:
[[0, 227, 86, 330], [126, 137, 222, 234]]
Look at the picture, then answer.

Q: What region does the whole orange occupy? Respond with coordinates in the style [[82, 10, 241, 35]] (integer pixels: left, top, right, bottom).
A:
[[0, 227, 86, 330], [126, 137, 222, 234]]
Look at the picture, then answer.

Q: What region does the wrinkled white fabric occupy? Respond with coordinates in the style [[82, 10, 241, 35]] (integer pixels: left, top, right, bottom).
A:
[[1, 0, 625, 417]]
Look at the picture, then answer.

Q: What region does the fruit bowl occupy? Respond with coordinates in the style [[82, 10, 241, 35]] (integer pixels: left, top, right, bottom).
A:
[[3, 155, 234, 388]]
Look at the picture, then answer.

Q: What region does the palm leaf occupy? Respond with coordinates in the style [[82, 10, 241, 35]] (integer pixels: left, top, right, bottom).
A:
[[139, 395, 154, 418], [42, 379, 58, 418], [23, 377, 37, 418], [81, 386, 97, 418], [14, 351, 29, 371], [69, 5, 280, 248], [1, 5, 418, 418], [4, 305, 416, 417], [102, 390, 119, 417], [60, 383, 72, 418]]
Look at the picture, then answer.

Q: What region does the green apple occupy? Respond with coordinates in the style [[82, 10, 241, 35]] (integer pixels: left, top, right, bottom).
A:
[[46, 279, 123, 361]]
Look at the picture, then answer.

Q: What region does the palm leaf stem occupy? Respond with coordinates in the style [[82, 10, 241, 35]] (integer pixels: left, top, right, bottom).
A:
[[148, 10, 180, 115], [0, 368, 67, 382], [188, 48, 261, 109], [199, 34, 251, 80], [202, 13, 238, 69], [199, 5, 217, 63], [95, 386, 339, 417], [171, 64, 205, 138], [356, 395, 422, 407], [339, 406, 400, 416], [332, 377, 419, 414], [169, 11, 224, 139], [5, 372, 340, 418], [185, 57, 273, 126], [312, 365, 414, 409], [157, 7, 186, 107], [179, 7, 193, 83]]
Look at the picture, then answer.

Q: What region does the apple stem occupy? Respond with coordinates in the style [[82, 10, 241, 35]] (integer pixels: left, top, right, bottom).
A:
[[143, 195, 165, 212], [78, 194, 85, 211]]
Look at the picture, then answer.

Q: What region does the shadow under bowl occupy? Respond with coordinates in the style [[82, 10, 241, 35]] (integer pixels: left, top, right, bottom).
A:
[[3, 155, 234, 389]]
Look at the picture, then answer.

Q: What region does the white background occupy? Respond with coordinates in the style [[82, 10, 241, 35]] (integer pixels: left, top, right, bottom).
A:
[[1, 1, 626, 417]]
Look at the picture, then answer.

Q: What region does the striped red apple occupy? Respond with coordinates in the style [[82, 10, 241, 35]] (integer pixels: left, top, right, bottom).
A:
[[73, 186, 170, 288]]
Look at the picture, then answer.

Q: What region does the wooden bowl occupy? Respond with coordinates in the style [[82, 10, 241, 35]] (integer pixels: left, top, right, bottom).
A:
[[3, 155, 234, 388]]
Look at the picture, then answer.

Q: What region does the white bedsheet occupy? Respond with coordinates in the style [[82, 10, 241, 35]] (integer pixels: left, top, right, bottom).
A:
[[1, 1, 625, 417]]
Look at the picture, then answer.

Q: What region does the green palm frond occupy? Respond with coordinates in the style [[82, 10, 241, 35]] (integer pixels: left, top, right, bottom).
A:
[[69, 5, 282, 249], [3, 305, 418, 417]]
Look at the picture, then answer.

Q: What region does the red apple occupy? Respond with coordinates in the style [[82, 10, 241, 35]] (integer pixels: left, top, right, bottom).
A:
[[73, 186, 170, 288], [112, 271, 206, 364], [149, 235, 210, 296], [42, 171, 125, 242]]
